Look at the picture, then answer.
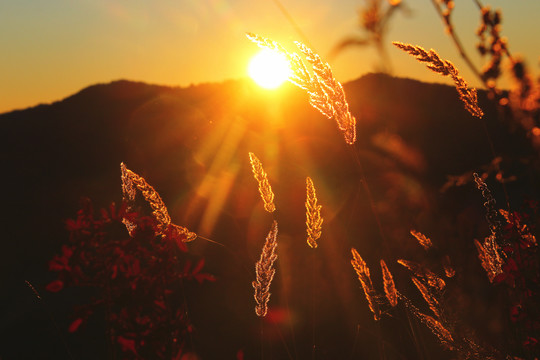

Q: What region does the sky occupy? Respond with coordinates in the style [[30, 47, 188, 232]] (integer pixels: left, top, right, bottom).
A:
[[1, 0, 539, 113]]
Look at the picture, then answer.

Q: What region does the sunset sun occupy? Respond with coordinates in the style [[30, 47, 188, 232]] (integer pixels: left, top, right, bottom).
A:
[[248, 48, 291, 89]]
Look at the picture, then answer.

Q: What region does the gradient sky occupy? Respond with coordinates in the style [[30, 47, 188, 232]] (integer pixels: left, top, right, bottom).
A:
[[1, 0, 539, 113]]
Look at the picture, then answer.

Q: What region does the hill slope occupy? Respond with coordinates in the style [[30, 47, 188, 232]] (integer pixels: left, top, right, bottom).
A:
[[1, 74, 536, 359]]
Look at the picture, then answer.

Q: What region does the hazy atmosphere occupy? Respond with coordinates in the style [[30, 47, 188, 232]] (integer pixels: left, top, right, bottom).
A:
[[1, 0, 539, 113], [2, 1, 540, 359]]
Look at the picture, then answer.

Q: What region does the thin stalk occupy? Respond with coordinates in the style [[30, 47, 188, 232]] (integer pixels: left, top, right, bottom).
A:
[[429, 0, 511, 208], [178, 271, 196, 353], [272, 321, 295, 360], [311, 250, 316, 360], [260, 317, 265, 360], [429, 0, 485, 86], [285, 295, 299, 360], [375, 321, 387, 360], [348, 324, 361, 360], [350, 147, 392, 258], [472, 0, 514, 61], [270, 0, 315, 52], [105, 282, 117, 360], [26, 281, 76, 360], [404, 304, 426, 360]]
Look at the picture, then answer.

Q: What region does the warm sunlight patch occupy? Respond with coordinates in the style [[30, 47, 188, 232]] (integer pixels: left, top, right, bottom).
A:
[[248, 48, 291, 89]]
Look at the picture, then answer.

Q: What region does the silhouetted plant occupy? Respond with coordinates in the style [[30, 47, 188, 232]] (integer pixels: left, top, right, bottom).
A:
[[43, 2, 540, 359], [330, 0, 410, 73], [47, 198, 214, 359]]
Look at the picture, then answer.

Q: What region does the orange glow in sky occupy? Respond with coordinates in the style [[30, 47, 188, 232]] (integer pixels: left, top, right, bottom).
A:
[[0, 1, 539, 113]]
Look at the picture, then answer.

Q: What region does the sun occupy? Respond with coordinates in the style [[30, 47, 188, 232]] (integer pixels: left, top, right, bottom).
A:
[[248, 48, 292, 89]]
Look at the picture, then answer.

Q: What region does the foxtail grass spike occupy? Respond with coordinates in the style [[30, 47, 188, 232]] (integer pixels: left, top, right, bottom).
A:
[[247, 33, 357, 144], [411, 276, 441, 318], [410, 229, 433, 250], [397, 259, 445, 291], [472, 173, 506, 282], [474, 236, 504, 282], [295, 41, 357, 144], [380, 260, 398, 307], [253, 221, 279, 317], [473, 173, 502, 239], [305, 177, 323, 248], [400, 293, 454, 349], [248, 153, 276, 213], [246, 33, 311, 90], [393, 41, 484, 118], [351, 248, 380, 320], [120, 163, 197, 242], [443, 255, 456, 278], [500, 209, 537, 245], [416, 311, 454, 347]]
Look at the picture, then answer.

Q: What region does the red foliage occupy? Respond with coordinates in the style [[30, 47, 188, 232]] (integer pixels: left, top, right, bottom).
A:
[[492, 200, 540, 357], [236, 349, 244, 360], [45, 280, 64, 293], [47, 198, 215, 359], [117, 336, 137, 354], [68, 318, 83, 333]]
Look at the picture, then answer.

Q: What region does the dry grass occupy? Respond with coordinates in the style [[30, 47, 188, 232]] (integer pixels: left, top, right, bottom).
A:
[[380, 259, 397, 307], [96, 3, 540, 359], [411, 276, 441, 318], [410, 229, 433, 250], [248, 152, 276, 213], [393, 41, 484, 118], [295, 41, 357, 144], [247, 33, 357, 144], [351, 248, 380, 320], [415, 310, 454, 348], [472, 173, 506, 283], [252, 220, 279, 317], [242, 4, 539, 359], [474, 236, 504, 283], [120, 162, 196, 241], [397, 259, 446, 291], [399, 293, 455, 350], [442, 255, 456, 278], [473, 172, 502, 238], [305, 176, 323, 249]]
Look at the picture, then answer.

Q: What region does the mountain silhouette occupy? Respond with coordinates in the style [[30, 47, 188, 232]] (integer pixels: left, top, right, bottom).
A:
[[1, 74, 537, 359]]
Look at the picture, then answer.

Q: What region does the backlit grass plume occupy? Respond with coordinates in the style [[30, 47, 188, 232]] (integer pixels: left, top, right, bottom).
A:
[[473, 173, 502, 239], [247, 33, 357, 144], [397, 259, 446, 291], [399, 294, 455, 349], [248, 152, 276, 213], [473, 173, 505, 282], [253, 220, 279, 317], [443, 255, 456, 278], [245, 32, 308, 86], [414, 309, 454, 348], [120, 162, 138, 235], [410, 229, 433, 250], [120, 162, 197, 242], [474, 237, 504, 283], [351, 248, 380, 320], [411, 276, 441, 318], [500, 208, 537, 246], [392, 41, 484, 118], [295, 41, 357, 144], [380, 259, 398, 307], [305, 177, 323, 248]]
